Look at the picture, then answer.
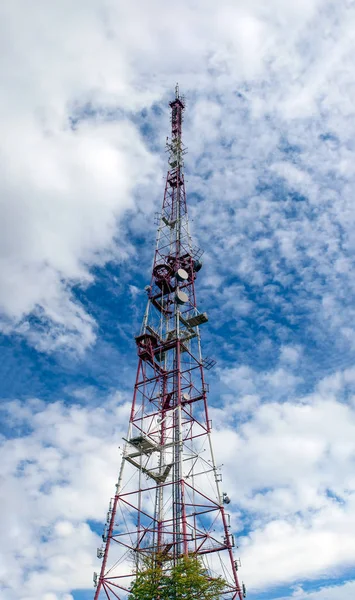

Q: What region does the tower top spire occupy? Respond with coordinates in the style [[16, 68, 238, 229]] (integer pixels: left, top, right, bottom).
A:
[[170, 84, 185, 110], [167, 86, 186, 170]]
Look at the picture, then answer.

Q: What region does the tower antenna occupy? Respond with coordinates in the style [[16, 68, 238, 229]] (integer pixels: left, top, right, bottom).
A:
[[93, 89, 246, 600]]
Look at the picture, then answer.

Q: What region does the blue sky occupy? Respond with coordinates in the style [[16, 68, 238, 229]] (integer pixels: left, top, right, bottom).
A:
[[1, 1, 355, 599]]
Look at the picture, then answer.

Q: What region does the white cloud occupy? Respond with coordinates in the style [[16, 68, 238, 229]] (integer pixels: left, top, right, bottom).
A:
[[218, 363, 301, 409], [2, 2, 355, 597], [2, 0, 355, 354], [0, 113, 158, 353], [280, 579, 355, 600], [0, 1, 160, 353], [280, 345, 301, 365], [0, 395, 130, 599], [212, 365, 355, 592], [1, 366, 355, 597], [265, 367, 301, 390]]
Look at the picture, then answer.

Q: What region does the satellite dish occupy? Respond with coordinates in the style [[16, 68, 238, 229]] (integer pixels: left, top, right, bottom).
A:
[[176, 268, 188, 282], [175, 290, 188, 304]]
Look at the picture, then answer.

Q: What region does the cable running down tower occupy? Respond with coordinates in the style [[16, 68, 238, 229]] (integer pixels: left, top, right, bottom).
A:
[[93, 85, 246, 600]]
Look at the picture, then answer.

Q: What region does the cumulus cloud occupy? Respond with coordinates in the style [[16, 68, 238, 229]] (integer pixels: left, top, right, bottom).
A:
[[279, 580, 355, 600], [2, 366, 355, 598], [0, 109, 158, 352], [0, 395, 131, 599], [0, 1, 160, 353], [210, 365, 355, 594]]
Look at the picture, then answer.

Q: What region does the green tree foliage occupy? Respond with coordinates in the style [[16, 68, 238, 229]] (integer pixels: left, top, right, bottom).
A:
[[129, 554, 227, 600]]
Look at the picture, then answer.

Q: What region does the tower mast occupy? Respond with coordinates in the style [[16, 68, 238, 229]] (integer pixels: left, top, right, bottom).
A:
[[93, 86, 246, 600]]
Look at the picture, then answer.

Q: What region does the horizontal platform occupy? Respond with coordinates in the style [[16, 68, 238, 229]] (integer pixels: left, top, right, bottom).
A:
[[124, 455, 172, 483], [180, 312, 208, 328]]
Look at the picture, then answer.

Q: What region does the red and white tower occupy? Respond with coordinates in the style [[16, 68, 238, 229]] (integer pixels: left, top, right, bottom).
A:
[[93, 86, 246, 599]]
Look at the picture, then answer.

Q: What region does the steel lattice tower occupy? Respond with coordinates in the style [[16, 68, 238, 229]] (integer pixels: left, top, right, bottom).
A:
[[93, 86, 246, 600]]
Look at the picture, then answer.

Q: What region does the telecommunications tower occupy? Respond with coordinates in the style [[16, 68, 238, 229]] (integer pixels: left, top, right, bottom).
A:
[[93, 86, 246, 599]]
